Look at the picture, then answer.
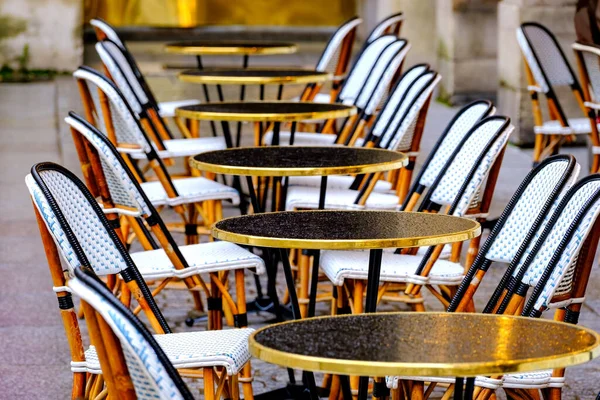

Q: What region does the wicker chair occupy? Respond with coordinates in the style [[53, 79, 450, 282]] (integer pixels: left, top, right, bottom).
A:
[[365, 13, 404, 44], [572, 41, 600, 172], [90, 18, 200, 129], [67, 112, 265, 328], [73, 66, 239, 243], [517, 22, 596, 166], [265, 35, 410, 145], [319, 116, 513, 311], [27, 163, 255, 399]]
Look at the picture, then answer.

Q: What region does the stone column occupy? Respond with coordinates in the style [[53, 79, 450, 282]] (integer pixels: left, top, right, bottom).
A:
[[0, 0, 83, 71], [497, 0, 578, 145]]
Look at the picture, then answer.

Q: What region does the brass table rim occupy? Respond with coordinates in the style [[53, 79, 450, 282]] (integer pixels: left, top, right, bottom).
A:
[[190, 146, 409, 177], [165, 42, 298, 56], [249, 311, 600, 377], [175, 101, 357, 122], [178, 68, 333, 85], [211, 210, 481, 250]]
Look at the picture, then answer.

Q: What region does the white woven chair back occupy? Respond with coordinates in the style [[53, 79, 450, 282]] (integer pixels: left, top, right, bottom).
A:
[[316, 17, 362, 72], [514, 176, 600, 311], [96, 40, 149, 113], [429, 117, 513, 215], [485, 158, 580, 264], [90, 19, 125, 49], [338, 35, 398, 105], [359, 40, 410, 114], [379, 72, 440, 151], [68, 274, 188, 400], [65, 113, 152, 217], [517, 23, 576, 93], [419, 101, 495, 188], [73, 67, 151, 152], [25, 171, 127, 276], [366, 13, 404, 43], [573, 43, 600, 108]]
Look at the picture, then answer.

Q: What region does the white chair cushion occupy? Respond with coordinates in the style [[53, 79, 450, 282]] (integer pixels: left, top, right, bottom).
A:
[[386, 376, 502, 390], [128, 137, 226, 159], [288, 175, 394, 192], [74, 328, 254, 375], [158, 99, 201, 118], [320, 250, 464, 286], [141, 176, 240, 207], [130, 241, 266, 278], [533, 118, 598, 135], [503, 370, 564, 389], [263, 130, 338, 146], [290, 93, 333, 103], [285, 186, 399, 211]]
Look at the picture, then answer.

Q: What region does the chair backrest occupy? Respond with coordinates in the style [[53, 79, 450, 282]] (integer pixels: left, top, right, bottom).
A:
[[517, 22, 579, 94], [337, 35, 402, 106], [573, 42, 600, 108], [365, 12, 404, 43], [69, 266, 193, 399], [66, 112, 153, 217], [425, 116, 513, 216], [73, 66, 155, 153], [91, 18, 125, 48], [376, 69, 440, 151], [315, 16, 362, 73], [96, 40, 150, 115], [512, 175, 600, 314]]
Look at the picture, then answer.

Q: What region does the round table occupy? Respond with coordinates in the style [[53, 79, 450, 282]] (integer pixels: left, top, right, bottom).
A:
[[165, 40, 297, 57], [178, 68, 332, 86], [195, 147, 409, 319], [250, 312, 600, 400], [177, 101, 356, 148]]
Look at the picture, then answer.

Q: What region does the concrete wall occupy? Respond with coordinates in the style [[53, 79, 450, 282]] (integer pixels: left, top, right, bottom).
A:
[[497, 0, 578, 145], [0, 0, 83, 71]]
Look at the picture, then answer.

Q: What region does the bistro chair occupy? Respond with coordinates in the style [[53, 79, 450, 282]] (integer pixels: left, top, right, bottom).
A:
[[90, 18, 200, 129], [319, 116, 513, 311], [287, 65, 439, 201], [364, 12, 404, 44], [266, 35, 410, 145], [284, 68, 440, 211], [67, 112, 265, 328], [517, 22, 596, 166], [26, 164, 255, 399], [70, 265, 249, 399], [295, 16, 363, 103], [390, 173, 600, 400], [73, 66, 239, 242], [572, 41, 600, 172]]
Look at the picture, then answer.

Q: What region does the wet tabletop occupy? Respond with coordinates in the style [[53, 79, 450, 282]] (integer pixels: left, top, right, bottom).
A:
[[178, 68, 331, 85], [165, 40, 297, 55], [190, 146, 408, 176], [250, 312, 600, 377], [212, 210, 481, 250], [176, 101, 356, 122]]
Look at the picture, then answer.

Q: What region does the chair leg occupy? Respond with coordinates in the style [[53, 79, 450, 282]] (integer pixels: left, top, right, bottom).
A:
[[298, 252, 311, 318], [204, 367, 215, 400], [411, 381, 424, 400]]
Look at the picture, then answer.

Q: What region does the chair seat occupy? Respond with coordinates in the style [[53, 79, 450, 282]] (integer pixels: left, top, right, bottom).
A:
[[158, 99, 202, 118], [321, 250, 464, 286], [130, 241, 266, 278], [263, 130, 338, 146], [141, 176, 240, 207], [533, 118, 597, 135], [128, 137, 227, 159], [503, 370, 564, 389], [285, 186, 399, 211], [386, 376, 502, 391], [288, 175, 394, 192], [73, 328, 254, 375], [290, 93, 333, 103]]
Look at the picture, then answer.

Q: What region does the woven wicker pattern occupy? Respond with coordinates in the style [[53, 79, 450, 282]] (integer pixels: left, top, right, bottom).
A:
[[582, 50, 600, 102], [429, 119, 511, 214], [338, 36, 396, 105], [517, 24, 574, 92], [419, 103, 492, 187], [74, 68, 150, 151], [486, 160, 576, 263], [316, 18, 362, 72], [69, 278, 184, 399], [96, 41, 148, 112]]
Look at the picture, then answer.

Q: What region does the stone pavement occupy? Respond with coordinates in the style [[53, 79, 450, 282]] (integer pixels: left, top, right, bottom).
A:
[[0, 69, 599, 399]]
